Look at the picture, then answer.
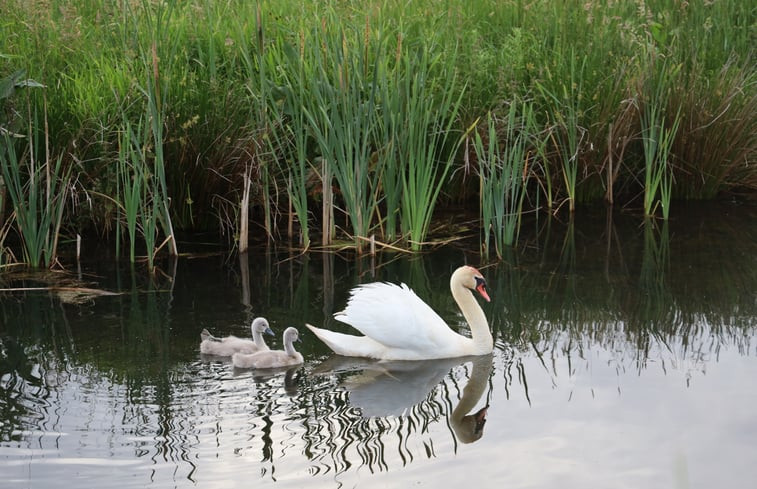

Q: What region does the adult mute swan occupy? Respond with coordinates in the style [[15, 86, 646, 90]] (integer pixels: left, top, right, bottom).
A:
[[200, 317, 274, 356], [306, 265, 492, 360], [231, 327, 304, 369]]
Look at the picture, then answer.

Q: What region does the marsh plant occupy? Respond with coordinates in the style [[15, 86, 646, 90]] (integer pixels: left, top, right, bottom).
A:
[[639, 55, 682, 220], [392, 44, 465, 251], [536, 56, 587, 214], [0, 0, 753, 265], [112, 79, 177, 271], [474, 101, 538, 258], [0, 130, 71, 269], [115, 114, 170, 272], [375, 34, 465, 249], [301, 22, 382, 253]]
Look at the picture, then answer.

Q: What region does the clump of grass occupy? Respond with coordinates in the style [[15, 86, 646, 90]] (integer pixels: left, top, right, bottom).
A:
[[395, 44, 465, 251], [110, 73, 178, 271], [672, 57, 757, 198], [375, 36, 466, 251], [473, 100, 537, 258], [1, 119, 71, 268], [1, 0, 754, 260], [301, 20, 382, 253], [261, 23, 316, 249], [639, 54, 682, 220], [116, 118, 145, 264], [536, 52, 591, 214]]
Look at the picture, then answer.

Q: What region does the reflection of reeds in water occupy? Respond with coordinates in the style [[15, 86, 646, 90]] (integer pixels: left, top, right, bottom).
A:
[[485, 210, 757, 378], [0, 330, 58, 441], [638, 220, 672, 322]]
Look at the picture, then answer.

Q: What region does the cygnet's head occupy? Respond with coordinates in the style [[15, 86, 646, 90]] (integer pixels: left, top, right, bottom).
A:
[[252, 317, 275, 336], [283, 327, 300, 343]]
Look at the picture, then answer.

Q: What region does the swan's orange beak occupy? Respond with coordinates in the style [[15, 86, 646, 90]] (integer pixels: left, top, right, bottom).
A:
[[474, 277, 491, 302]]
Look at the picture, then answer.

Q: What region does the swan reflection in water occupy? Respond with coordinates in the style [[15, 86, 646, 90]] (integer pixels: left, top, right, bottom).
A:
[[313, 353, 493, 444]]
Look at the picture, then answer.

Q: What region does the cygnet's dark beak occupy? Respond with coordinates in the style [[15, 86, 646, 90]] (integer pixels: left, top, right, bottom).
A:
[[265, 327, 275, 336]]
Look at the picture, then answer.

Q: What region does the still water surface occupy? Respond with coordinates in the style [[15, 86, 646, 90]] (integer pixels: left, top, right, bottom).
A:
[[1, 205, 756, 488]]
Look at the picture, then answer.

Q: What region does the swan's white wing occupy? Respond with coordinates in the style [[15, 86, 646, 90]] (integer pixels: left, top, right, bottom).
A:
[[334, 282, 461, 353]]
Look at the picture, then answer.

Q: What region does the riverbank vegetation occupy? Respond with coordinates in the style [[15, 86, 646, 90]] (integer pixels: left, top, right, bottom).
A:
[[1, 0, 754, 267]]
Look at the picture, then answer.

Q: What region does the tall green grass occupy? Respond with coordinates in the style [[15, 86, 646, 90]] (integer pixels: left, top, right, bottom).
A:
[[114, 103, 177, 272], [1, 128, 70, 268], [392, 41, 465, 251], [298, 21, 382, 252], [261, 28, 312, 249], [536, 53, 589, 213], [116, 119, 145, 264], [474, 101, 537, 258], [640, 54, 682, 220], [0, 0, 753, 262]]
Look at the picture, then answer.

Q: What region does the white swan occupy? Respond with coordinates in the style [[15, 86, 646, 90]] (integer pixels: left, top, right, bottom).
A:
[[200, 317, 274, 356], [231, 327, 304, 369], [306, 265, 492, 360]]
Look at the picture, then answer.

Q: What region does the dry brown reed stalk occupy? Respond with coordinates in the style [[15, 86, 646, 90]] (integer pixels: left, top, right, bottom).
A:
[[356, 235, 412, 254], [322, 158, 333, 246], [603, 97, 637, 204], [239, 165, 252, 253]]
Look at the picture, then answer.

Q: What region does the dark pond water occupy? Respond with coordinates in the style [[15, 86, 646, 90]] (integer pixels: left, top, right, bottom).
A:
[[1, 204, 756, 488]]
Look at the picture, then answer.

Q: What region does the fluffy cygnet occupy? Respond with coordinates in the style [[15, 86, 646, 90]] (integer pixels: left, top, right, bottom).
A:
[[232, 327, 303, 369], [200, 317, 274, 356]]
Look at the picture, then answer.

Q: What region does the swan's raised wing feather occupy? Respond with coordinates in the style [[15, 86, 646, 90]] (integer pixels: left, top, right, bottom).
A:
[[334, 282, 460, 352]]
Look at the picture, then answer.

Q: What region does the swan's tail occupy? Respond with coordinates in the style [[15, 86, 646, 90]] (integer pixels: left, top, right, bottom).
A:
[[200, 328, 220, 342], [305, 323, 384, 358]]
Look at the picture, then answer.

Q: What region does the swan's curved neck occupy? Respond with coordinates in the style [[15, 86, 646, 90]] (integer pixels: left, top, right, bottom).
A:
[[451, 278, 493, 355], [284, 339, 297, 356], [452, 356, 492, 419], [451, 356, 492, 443]]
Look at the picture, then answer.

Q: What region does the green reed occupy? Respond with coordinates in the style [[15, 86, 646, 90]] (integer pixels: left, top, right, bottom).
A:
[[143, 4, 178, 257], [1, 0, 753, 257], [0, 129, 70, 268], [393, 43, 464, 251], [115, 114, 158, 271], [302, 21, 382, 253], [113, 86, 177, 271], [373, 34, 403, 243], [261, 27, 312, 249], [640, 56, 682, 220], [474, 101, 536, 258], [117, 122, 137, 263], [536, 52, 590, 214]]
